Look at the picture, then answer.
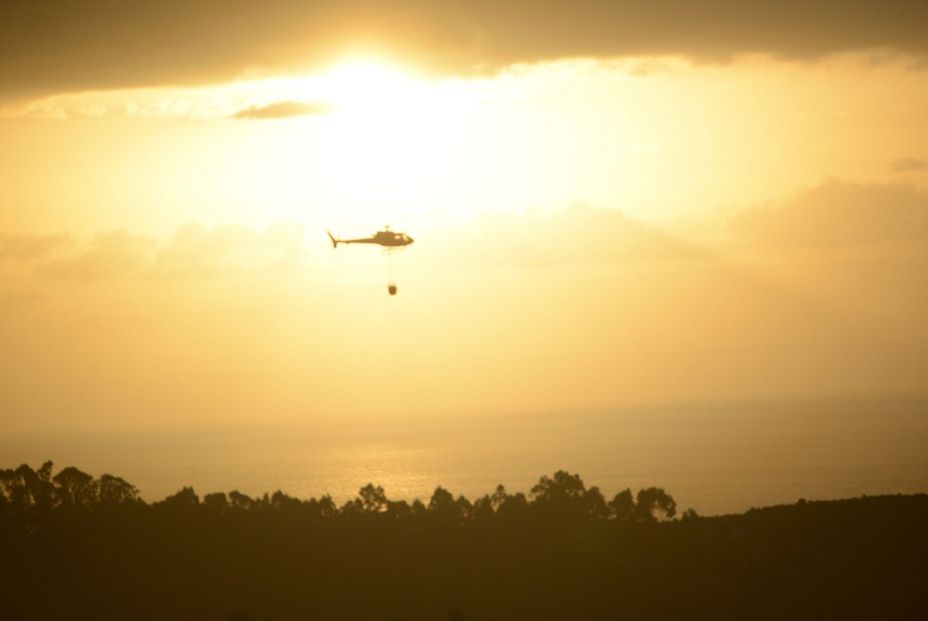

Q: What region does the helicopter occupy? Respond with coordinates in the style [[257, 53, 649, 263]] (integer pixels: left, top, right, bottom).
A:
[[327, 227, 414, 296], [327, 227, 414, 249]]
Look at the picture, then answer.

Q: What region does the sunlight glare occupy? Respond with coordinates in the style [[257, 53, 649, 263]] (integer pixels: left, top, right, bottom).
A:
[[316, 59, 425, 114], [298, 59, 482, 228]]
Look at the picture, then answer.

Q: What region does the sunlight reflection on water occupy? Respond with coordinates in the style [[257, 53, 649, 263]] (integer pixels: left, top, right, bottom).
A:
[[3, 396, 926, 515]]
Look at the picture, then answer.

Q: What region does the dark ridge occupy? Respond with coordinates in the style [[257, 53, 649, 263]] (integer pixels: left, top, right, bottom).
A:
[[1, 462, 925, 620]]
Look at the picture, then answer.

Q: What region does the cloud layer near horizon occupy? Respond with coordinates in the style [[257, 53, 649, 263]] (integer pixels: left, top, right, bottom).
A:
[[233, 101, 330, 120], [729, 180, 928, 247], [3, 0, 928, 101], [3, 192, 927, 431], [3, 207, 697, 282], [6, 183, 928, 283], [890, 157, 928, 173], [0, 233, 71, 261]]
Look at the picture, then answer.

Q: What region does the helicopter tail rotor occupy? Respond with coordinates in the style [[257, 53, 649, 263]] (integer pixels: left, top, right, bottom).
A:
[[326, 231, 339, 248]]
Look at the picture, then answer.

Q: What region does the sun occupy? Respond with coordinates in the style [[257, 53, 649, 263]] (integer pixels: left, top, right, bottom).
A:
[[315, 59, 426, 114], [230, 56, 490, 229], [284, 58, 481, 228]]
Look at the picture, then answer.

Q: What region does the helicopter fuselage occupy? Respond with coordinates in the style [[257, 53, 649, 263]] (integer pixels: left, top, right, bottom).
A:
[[328, 230, 414, 248]]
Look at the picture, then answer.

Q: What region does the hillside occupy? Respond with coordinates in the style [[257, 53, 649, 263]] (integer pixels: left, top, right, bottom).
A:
[[2, 463, 925, 620]]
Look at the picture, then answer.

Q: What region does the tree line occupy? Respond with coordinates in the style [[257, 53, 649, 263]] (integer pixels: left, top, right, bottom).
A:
[[0, 461, 689, 529], [2, 461, 924, 620]]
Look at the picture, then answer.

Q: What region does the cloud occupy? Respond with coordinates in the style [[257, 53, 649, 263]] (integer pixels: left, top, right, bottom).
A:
[[152, 222, 306, 278], [233, 101, 330, 120], [153, 223, 259, 278], [261, 223, 308, 269], [889, 157, 927, 173], [729, 180, 928, 246], [433, 204, 701, 267], [36, 230, 154, 281], [4, 223, 306, 283], [3, 1, 928, 101], [0, 233, 71, 261]]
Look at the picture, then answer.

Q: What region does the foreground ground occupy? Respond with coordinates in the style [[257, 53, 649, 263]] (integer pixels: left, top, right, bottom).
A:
[[2, 464, 925, 620]]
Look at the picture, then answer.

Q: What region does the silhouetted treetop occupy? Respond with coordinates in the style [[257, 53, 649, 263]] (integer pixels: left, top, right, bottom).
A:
[[1, 461, 925, 620], [0, 462, 689, 530]]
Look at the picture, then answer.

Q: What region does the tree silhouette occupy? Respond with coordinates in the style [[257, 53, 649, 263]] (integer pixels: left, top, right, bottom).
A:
[[228, 490, 254, 511], [0, 461, 924, 621], [609, 488, 636, 521], [358, 483, 389, 513], [270, 490, 302, 511], [632, 487, 677, 522], [584, 486, 609, 519], [203, 491, 229, 512], [52, 466, 95, 508], [531, 470, 586, 503], [97, 473, 139, 506], [158, 486, 199, 510], [531, 470, 598, 521], [386, 498, 413, 520]]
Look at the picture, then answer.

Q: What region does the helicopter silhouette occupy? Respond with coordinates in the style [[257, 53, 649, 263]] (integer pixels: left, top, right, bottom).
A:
[[327, 227, 414, 296], [327, 226, 414, 249]]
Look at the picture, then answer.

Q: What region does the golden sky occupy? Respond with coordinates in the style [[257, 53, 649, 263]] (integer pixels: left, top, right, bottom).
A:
[[1, 2, 927, 434]]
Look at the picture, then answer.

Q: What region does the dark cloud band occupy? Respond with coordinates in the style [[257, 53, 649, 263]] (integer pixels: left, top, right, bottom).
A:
[[2, 0, 927, 101]]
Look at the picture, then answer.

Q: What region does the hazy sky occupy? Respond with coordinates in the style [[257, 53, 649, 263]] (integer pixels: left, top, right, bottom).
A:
[[2, 2, 927, 434]]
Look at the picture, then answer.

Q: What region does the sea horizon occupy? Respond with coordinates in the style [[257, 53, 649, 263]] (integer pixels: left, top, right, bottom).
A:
[[4, 393, 925, 516]]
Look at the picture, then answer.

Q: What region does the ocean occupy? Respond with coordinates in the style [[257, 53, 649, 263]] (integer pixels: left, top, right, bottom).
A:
[[2, 395, 926, 516]]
